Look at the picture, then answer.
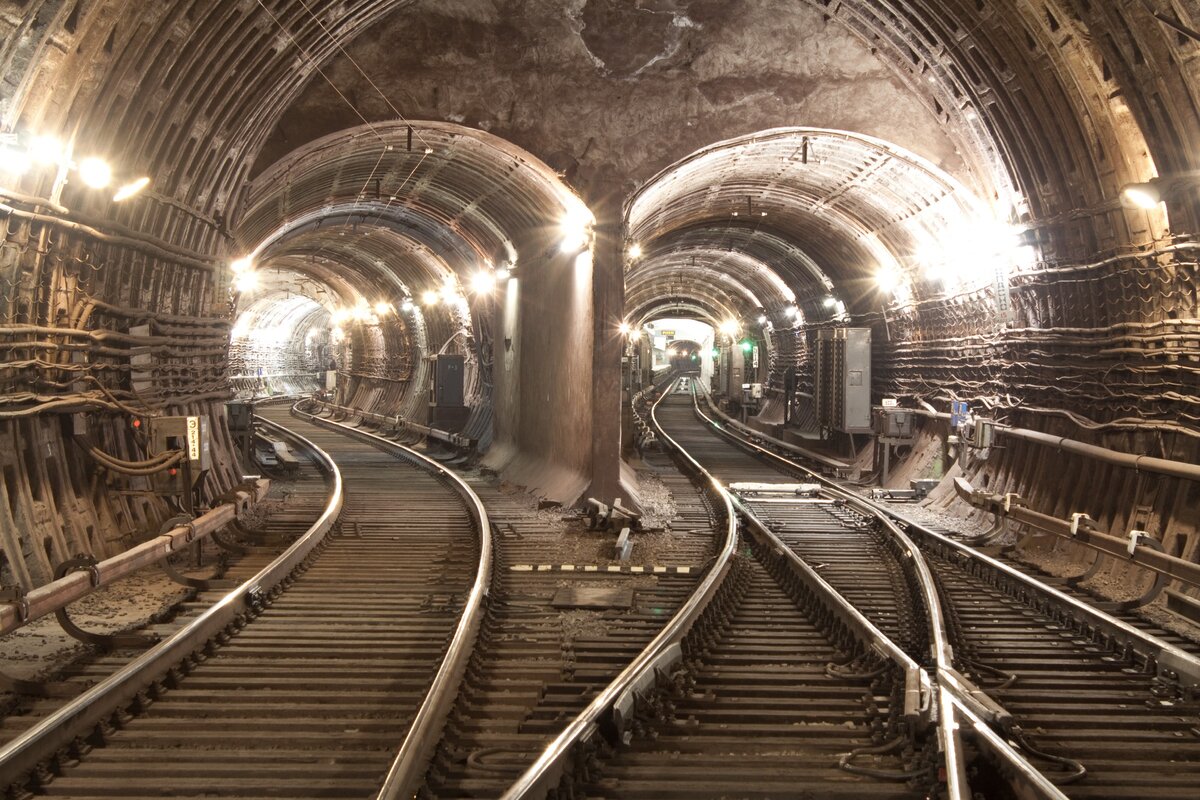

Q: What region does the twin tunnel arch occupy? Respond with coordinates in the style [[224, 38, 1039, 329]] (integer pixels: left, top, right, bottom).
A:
[[227, 120, 1018, 500]]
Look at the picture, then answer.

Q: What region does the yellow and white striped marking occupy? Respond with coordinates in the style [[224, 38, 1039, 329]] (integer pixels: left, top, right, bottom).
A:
[[509, 564, 695, 574]]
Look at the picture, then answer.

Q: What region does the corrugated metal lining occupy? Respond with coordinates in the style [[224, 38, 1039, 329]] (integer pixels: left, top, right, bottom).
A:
[[626, 128, 986, 316]]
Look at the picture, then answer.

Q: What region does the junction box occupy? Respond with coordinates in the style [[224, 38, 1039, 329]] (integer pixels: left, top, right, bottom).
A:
[[148, 415, 211, 497], [815, 327, 872, 434], [428, 353, 469, 431]]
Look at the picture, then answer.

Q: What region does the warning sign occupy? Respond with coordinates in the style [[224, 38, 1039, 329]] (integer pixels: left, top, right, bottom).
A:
[[186, 416, 201, 461]]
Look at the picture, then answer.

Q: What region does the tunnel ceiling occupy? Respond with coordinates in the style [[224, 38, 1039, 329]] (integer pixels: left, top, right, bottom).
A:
[[240, 120, 581, 271], [0, 0, 1198, 470], [625, 128, 1003, 320]]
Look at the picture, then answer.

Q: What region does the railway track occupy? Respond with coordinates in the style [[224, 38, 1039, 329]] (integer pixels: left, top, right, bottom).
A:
[[669, 380, 1200, 798], [503, 381, 946, 799], [1, 404, 490, 799], [0, 416, 328, 750], [326, 403, 721, 796]]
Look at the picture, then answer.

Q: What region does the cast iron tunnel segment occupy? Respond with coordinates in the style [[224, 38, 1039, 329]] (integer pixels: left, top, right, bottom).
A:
[[0, 402, 492, 799]]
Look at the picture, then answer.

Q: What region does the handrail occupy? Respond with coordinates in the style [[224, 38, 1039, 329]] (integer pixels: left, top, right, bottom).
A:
[[0, 478, 269, 636], [0, 415, 343, 783], [286, 403, 493, 800], [304, 397, 473, 448], [501, 379, 740, 800]]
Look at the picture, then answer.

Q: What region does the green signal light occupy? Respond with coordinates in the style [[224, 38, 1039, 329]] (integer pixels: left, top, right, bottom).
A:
[[740, 341, 753, 352], [711, 348, 719, 358]]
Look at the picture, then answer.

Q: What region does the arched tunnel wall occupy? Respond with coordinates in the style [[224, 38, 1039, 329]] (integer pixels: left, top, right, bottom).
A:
[[2, 1, 1200, 595]]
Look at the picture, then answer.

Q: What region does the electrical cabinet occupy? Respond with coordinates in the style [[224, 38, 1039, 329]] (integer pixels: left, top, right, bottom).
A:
[[722, 345, 744, 398], [226, 401, 255, 469], [148, 415, 211, 495], [428, 354, 469, 431], [815, 328, 872, 433], [429, 354, 465, 407]]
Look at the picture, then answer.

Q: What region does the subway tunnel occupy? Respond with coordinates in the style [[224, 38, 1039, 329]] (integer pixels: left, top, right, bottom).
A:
[[2, 2, 1200, 798]]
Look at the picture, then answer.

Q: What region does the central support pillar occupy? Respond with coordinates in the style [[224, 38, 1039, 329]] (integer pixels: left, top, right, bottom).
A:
[[585, 178, 625, 506]]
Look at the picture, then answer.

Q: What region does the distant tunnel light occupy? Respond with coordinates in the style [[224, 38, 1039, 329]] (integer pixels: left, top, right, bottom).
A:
[[784, 305, 799, 319], [1122, 182, 1162, 210], [822, 296, 837, 308], [401, 299, 415, 312], [719, 319, 740, 336], [627, 243, 643, 259], [230, 256, 254, 275], [756, 314, 768, 324], [422, 290, 441, 306], [374, 301, 393, 316], [78, 157, 112, 189], [113, 176, 150, 202]]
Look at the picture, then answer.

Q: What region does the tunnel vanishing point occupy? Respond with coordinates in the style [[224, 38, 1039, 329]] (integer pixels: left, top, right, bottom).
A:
[[3, 2, 1200, 797]]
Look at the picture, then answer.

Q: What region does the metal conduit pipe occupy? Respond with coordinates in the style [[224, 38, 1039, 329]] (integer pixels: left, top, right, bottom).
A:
[[0, 203, 219, 272], [0, 478, 269, 636], [904, 406, 1200, 482], [995, 426, 1200, 482], [953, 477, 1200, 593]]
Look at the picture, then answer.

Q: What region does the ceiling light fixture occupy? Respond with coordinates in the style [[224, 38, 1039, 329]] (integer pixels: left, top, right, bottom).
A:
[[113, 176, 151, 202], [77, 157, 112, 189]]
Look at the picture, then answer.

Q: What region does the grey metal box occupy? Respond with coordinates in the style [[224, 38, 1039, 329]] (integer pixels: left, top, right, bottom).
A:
[[815, 328, 872, 433], [429, 354, 465, 408]]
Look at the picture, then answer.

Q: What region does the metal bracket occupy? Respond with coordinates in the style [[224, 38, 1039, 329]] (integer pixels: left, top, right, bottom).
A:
[[53, 554, 159, 650], [210, 526, 250, 555], [158, 515, 238, 591], [1, 583, 30, 623], [1123, 531, 1169, 610]]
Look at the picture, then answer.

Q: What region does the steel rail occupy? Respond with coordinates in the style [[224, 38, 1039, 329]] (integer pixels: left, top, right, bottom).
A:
[[0, 478, 268, 636], [500, 379, 740, 800], [687, 385, 972, 797], [0, 415, 343, 784], [688, 384, 1077, 799], [286, 403, 493, 800], [731, 496, 935, 730], [704, 384, 1200, 689], [883, 497, 1200, 691]]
